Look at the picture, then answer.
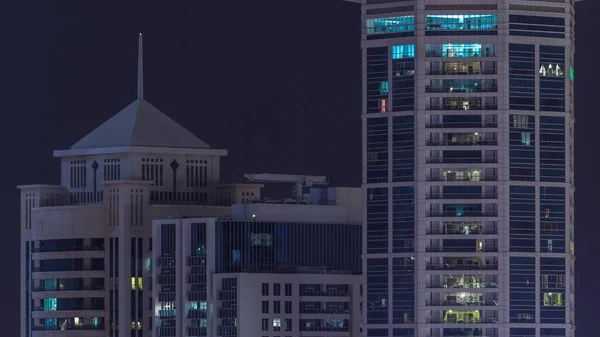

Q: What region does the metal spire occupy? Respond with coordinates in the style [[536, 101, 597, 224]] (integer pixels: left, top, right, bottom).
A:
[[137, 33, 144, 100]]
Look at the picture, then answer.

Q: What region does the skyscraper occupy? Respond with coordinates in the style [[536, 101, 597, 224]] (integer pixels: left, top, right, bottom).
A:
[[19, 34, 231, 337], [350, 1, 578, 336]]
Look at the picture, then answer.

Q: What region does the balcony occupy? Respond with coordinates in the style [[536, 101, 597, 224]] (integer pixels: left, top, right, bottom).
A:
[[426, 318, 498, 324], [425, 246, 498, 253], [426, 300, 498, 306], [33, 245, 104, 253], [299, 308, 351, 314], [299, 291, 350, 297], [426, 140, 498, 146], [426, 174, 497, 182], [32, 284, 104, 292], [426, 193, 498, 200], [427, 105, 498, 111], [187, 309, 207, 319], [426, 263, 498, 271], [426, 228, 497, 235], [426, 86, 497, 93], [427, 282, 498, 289], [426, 158, 497, 164], [426, 51, 497, 58], [300, 327, 349, 332], [33, 305, 104, 312], [426, 211, 498, 217], [32, 325, 104, 331], [426, 122, 498, 129], [32, 266, 103, 273], [426, 69, 497, 76]]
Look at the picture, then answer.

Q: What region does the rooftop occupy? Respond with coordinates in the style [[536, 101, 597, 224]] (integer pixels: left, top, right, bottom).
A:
[[67, 33, 211, 151], [70, 99, 210, 150]]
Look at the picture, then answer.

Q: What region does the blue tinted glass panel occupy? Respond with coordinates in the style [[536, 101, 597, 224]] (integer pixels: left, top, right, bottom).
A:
[[541, 328, 566, 337], [510, 186, 535, 252], [367, 47, 389, 114], [540, 258, 566, 323], [367, 118, 389, 183], [366, 16, 415, 39], [426, 14, 498, 31], [426, 43, 496, 57], [540, 187, 566, 253], [509, 115, 535, 181], [367, 258, 389, 324], [215, 221, 361, 274], [392, 187, 414, 252], [540, 45, 566, 112], [510, 328, 535, 337], [540, 116, 565, 182], [367, 188, 389, 254], [392, 117, 414, 181], [392, 45, 415, 59], [392, 258, 414, 323], [392, 57, 414, 111], [509, 15, 565, 39], [509, 44, 536, 110], [510, 257, 536, 323]]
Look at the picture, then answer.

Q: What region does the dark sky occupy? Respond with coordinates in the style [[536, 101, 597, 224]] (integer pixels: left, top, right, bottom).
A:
[[0, 1, 597, 336]]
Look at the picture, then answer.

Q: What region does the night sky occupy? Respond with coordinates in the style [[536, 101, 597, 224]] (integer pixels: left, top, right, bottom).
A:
[[0, 1, 597, 336]]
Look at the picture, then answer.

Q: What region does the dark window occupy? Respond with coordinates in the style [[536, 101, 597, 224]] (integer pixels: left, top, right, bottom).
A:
[[367, 47, 389, 113], [273, 283, 281, 296], [367, 117, 389, 183], [367, 188, 389, 254], [509, 115, 536, 181], [392, 186, 414, 252], [262, 283, 269, 296], [367, 258, 388, 324], [539, 45, 566, 112], [509, 44, 536, 110], [392, 258, 414, 323], [262, 300, 269, 314], [509, 15, 565, 39], [540, 116, 566, 182], [510, 186, 536, 251], [285, 301, 292, 314], [285, 283, 292, 296], [510, 257, 536, 323], [392, 116, 414, 181]]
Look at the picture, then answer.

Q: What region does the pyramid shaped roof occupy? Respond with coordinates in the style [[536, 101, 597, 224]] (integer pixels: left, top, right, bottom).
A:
[[71, 99, 210, 150]]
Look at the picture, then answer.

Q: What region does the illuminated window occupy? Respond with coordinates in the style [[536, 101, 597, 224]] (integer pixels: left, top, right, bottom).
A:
[[43, 298, 57, 311], [378, 99, 388, 113], [130, 321, 142, 330], [392, 44, 415, 59], [145, 258, 152, 272], [539, 63, 564, 77], [569, 67, 574, 81], [366, 16, 415, 35], [380, 81, 389, 95], [426, 14, 497, 31], [512, 115, 529, 128], [521, 132, 531, 146], [443, 44, 482, 57], [543, 292, 564, 306], [131, 277, 143, 290], [444, 309, 481, 323], [273, 318, 281, 331]]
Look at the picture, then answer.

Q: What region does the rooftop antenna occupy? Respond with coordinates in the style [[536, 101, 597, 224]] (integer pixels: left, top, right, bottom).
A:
[[137, 33, 144, 100]]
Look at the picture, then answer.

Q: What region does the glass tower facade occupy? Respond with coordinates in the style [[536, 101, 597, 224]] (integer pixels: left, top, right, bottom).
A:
[[359, 1, 577, 337]]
